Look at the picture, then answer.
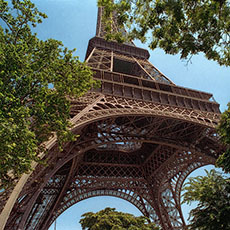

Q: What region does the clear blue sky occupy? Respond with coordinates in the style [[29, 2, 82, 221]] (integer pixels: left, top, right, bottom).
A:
[[28, 1, 230, 229]]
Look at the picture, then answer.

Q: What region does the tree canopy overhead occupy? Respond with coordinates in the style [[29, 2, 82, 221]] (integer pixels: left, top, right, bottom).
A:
[[80, 207, 159, 230], [183, 169, 230, 230], [98, 0, 230, 66], [0, 0, 96, 188]]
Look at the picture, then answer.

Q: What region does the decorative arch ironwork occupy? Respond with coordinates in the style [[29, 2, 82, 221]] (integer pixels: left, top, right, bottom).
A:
[[3, 113, 221, 230], [50, 189, 160, 226]]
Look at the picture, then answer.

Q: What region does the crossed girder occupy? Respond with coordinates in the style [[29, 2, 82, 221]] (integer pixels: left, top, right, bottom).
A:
[[86, 48, 172, 84], [2, 97, 222, 229]]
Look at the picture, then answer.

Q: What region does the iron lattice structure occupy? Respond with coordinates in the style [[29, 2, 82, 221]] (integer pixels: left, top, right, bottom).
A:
[[0, 7, 224, 230]]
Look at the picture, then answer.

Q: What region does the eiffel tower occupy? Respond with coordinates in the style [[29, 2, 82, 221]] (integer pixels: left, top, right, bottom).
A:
[[0, 7, 224, 230]]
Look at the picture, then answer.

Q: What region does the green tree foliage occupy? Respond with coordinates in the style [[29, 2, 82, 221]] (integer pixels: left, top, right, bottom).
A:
[[80, 207, 159, 230], [0, 0, 96, 188], [217, 103, 230, 172], [98, 0, 230, 66], [183, 169, 230, 230]]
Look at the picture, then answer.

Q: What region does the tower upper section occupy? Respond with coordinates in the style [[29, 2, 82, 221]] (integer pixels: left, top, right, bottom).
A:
[[84, 7, 220, 115], [86, 7, 173, 84], [86, 7, 150, 59]]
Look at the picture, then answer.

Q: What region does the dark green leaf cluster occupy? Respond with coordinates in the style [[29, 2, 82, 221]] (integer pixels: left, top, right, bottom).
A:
[[183, 169, 230, 230], [80, 207, 159, 230], [0, 0, 96, 188], [98, 0, 230, 66]]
